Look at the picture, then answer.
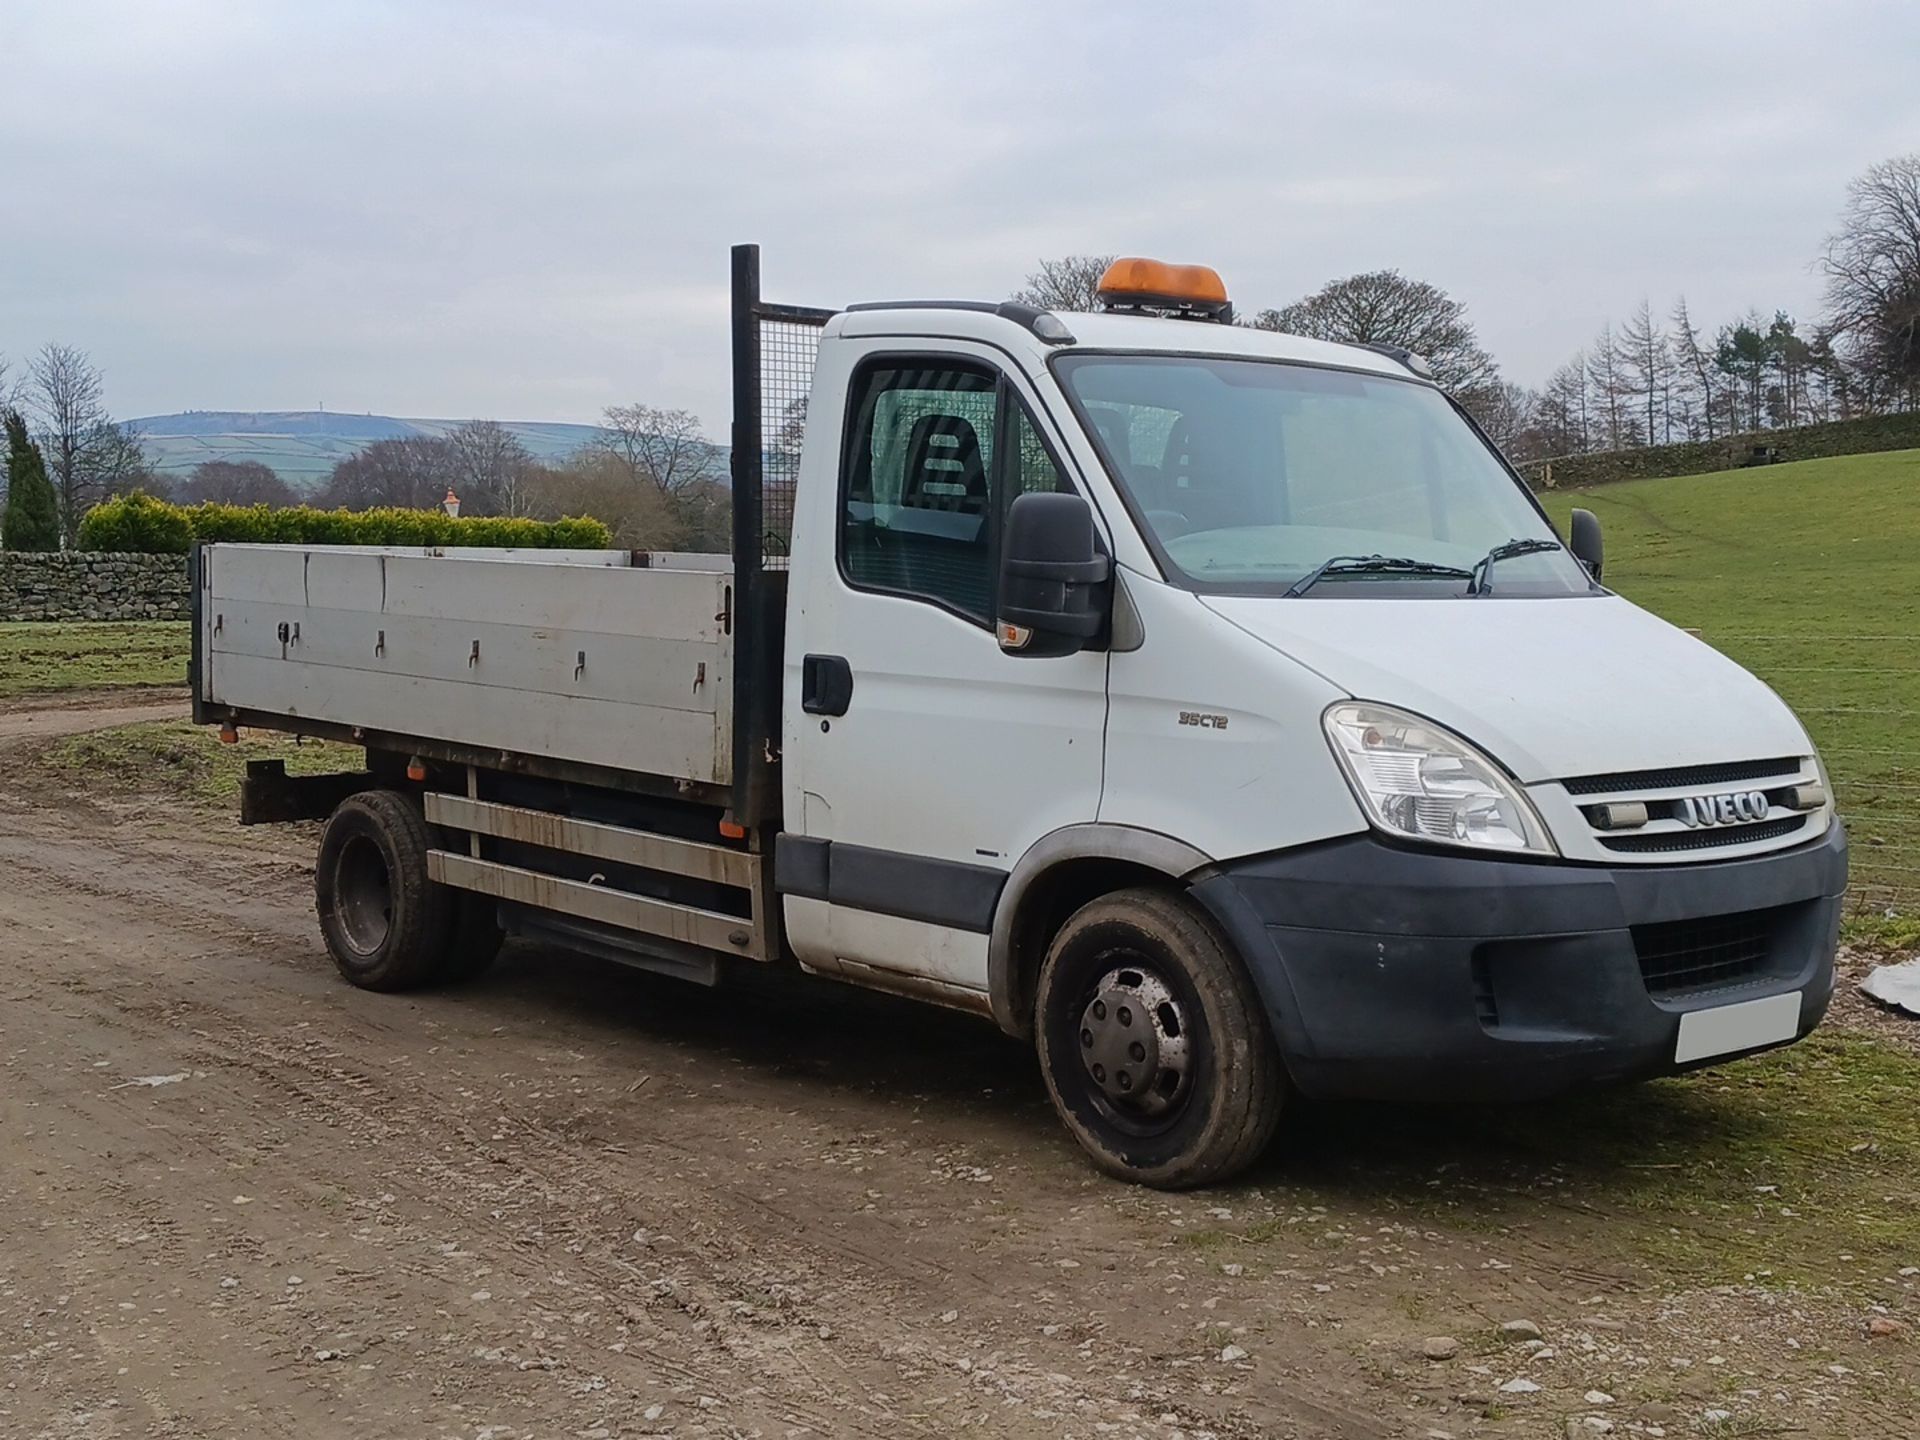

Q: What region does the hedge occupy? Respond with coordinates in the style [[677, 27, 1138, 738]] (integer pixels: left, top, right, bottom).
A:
[[1519, 408, 1920, 489], [78, 493, 613, 554]]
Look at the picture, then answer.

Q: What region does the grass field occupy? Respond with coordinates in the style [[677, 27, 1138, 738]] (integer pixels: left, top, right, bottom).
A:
[[40, 719, 354, 806], [1190, 1027, 1920, 1295], [0, 620, 191, 697], [1542, 447, 1920, 916]]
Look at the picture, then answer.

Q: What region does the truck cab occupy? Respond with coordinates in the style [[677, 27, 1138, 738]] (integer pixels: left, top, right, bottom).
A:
[[194, 248, 1846, 1189], [760, 257, 1843, 1183]]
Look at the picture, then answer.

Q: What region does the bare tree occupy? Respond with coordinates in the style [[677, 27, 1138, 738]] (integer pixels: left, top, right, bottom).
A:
[[30, 343, 112, 540], [1820, 151, 1920, 404], [447, 419, 538, 516], [776, 395, 808, 457], [1471, 380, 1545, 460], [590, 405, 721, 497], [1537, 353, 1591, 456], [1010, 255, 1116, 313], [92, 423, 168, 502], [177, 459, 296, 507], [1618, 300, 1671, 444], [0, 353, 24, 418], [316, 436, 459, 510], [674, 478, 731, 553], [1251, 270, 1501, 395], [1669, 297, 1718, 440], [1585, 325, 1633, 448], [524, 450, 685, 549]]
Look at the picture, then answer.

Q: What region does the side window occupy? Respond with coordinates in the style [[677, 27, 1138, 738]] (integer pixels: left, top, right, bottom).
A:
[[840, 360, 1070, 623]]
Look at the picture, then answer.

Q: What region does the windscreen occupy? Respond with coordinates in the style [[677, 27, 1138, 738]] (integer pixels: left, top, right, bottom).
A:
[[1055, 354, 1594, 597]]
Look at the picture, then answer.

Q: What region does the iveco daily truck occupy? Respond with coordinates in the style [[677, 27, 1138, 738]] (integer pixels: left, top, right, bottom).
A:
[[190, 246, 1847, 1187]]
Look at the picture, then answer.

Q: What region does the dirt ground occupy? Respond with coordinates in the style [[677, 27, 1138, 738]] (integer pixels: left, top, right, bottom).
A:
[[3, 692, 1916, 1440]]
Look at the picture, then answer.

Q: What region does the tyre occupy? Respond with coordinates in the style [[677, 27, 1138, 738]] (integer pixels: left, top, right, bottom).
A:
[[438, 892, 505, 984], [1034, 887, 1285, 1188], [314, 790, 450, 992]]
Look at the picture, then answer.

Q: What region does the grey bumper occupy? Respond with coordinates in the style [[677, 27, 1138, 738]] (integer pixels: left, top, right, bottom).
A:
[[1191, 823, 1847, 1102]]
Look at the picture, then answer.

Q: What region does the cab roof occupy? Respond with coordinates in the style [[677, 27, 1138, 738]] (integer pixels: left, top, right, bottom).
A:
[[832, 302, 1423, 382]]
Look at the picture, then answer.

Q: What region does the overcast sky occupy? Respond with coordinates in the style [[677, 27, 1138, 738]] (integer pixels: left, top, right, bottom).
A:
[[5, 0, 1917, 433]]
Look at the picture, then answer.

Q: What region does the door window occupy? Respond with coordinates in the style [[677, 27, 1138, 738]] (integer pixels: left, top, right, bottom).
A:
[[840, 360, 1069, 624]]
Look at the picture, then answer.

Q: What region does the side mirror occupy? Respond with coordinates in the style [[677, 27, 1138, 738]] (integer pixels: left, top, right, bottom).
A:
[[998, 492, 1111, 657], [1569, 507, 1604, 581]]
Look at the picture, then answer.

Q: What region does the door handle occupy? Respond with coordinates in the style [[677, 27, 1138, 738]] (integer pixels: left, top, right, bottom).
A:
[[801, 654, 854, 716]]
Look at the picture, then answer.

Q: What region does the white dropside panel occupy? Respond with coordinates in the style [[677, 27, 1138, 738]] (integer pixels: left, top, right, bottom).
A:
[[201, 545, 735, 785]]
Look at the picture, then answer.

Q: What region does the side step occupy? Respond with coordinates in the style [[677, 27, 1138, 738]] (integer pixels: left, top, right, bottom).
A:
[[426, 792, 755, 886], [423, 793, 766, 960]]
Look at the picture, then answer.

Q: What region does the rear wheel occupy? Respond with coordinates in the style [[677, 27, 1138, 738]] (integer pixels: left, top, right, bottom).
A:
[[315, 790, 450, 992], [1034, 887, 1285, 1188]]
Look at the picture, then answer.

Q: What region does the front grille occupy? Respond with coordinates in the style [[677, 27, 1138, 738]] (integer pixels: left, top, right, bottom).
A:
[[1563, 756, 1802, 797], [1631, 906, 1786, 995], [1598, 814, 1809, 854]]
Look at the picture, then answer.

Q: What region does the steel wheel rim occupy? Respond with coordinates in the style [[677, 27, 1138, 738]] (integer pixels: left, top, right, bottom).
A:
[[1074, 959, 1194, 1131], [335, 834, 394, 955]]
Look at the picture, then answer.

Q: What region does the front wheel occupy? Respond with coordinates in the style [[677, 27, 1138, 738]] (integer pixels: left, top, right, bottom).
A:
[[1034, 888, 1286, 1188]]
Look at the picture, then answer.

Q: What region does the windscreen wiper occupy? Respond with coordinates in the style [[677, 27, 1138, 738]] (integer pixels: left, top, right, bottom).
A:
[[1284, 554, 1477, 598], [1469, 537, 1563, 595]]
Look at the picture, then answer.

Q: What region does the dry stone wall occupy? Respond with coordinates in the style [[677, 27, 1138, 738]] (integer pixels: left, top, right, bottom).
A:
[[0, 553, 190, 622]]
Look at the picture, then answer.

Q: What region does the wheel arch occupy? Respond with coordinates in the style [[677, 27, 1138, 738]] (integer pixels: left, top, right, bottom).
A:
[[987, 824, 1213, 1038]]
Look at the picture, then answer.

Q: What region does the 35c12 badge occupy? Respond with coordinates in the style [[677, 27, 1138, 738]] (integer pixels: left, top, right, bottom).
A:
[[1178, 711, 1229, 730]]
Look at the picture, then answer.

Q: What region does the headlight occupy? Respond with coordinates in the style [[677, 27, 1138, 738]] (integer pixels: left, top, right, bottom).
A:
[[1323, 702, 1556, 856], [1811, 750, 1837, 827]]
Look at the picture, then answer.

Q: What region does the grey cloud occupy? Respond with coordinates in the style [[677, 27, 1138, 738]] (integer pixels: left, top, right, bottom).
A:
[[4, 0, 1916, 431]]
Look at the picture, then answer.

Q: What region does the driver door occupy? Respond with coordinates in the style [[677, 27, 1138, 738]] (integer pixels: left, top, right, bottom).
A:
[[781, 342, 1110, 1000]]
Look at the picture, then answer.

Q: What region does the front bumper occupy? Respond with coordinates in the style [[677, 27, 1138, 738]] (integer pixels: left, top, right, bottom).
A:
[[1191, 822, 1847, 1102]]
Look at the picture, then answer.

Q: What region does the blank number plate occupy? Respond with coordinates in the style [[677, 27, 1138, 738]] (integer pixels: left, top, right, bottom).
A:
[[1674, 991, 1801, 1064]]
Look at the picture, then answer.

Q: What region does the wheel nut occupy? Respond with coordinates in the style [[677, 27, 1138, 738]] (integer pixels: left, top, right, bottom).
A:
[[1081, 1028, 1093, 1048], [1129, 1041, 1146, 1062], [1117, 1072, 1133, 1090], [1092, 1000, 1106, 1020], [1117, 1006, 1132, 1026], [1092, 1064, 1106, 1083]]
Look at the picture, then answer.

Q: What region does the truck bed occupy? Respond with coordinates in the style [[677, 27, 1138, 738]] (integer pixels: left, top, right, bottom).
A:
[[194, 544, 738, 789]]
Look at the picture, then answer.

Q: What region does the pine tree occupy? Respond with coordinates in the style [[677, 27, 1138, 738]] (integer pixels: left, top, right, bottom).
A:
[[3, 408, 61, 551]]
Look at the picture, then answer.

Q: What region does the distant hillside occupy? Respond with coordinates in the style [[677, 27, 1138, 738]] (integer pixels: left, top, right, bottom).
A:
[[129, 411, 609, 489]]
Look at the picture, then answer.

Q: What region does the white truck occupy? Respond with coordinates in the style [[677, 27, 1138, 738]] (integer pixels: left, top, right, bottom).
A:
[[191, 247, 1847, 1187]]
